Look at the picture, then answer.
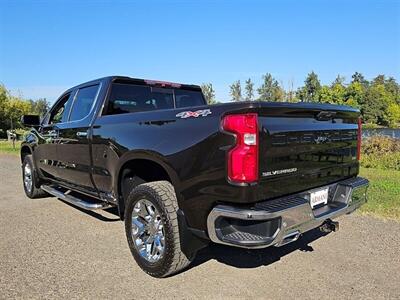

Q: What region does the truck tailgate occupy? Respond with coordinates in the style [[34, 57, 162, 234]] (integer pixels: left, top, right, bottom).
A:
[[257, 103, 360, 199]]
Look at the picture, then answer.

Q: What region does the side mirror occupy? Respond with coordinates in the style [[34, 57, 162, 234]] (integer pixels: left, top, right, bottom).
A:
[[21, 115, 41, 127]]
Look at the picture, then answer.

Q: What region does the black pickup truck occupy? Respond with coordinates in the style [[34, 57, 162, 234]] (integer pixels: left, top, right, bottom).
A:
[[20, 76, 368, 277]]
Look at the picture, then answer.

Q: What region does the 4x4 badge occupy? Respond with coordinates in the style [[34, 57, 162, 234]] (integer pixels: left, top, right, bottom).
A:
[[176, 109, 212, 119]]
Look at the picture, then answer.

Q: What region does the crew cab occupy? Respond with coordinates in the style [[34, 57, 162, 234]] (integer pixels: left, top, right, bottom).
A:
[[20, 76, 369, 277]]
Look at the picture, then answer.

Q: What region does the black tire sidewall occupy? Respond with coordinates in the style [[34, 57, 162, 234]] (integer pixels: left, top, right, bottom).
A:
[[125, 186, 175, 277]]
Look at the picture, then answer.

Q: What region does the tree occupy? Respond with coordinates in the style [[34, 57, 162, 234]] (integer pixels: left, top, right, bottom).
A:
[[30, 98, 51, 117], [345, 81, 364, 108], [0, 84, 34, 137], [230, 80, 242, 101], [244, 78, 254, 101], [333, 75, 346, 86], [285, 79, 296, 102], [304, 71, 321, 101], [372, 74, 385, 85], [200, 83, 217, 105], [5, 96, 32, 130], [296, 87, 307, 102], [257, 73, 284, 101], [386, 103, 400, 128], [0, 85, 8, 136], [361, 83, 390, 125], [384, 77, 400, 105], [297, 71, 321, 102], [317, 86, 333, 104], [356, 76, 400, 126], [351, 72, 368, 85], [327, 76, 346, 105]]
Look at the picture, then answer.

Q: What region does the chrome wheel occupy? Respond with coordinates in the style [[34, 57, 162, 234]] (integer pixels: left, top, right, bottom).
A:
[[131, 199, 165, 263], [23, 163, 33, 193]]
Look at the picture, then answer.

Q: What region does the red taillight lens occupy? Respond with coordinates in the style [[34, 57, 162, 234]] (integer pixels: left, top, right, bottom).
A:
[[222, 113, 259, 183], [357, 117, 362, 161]]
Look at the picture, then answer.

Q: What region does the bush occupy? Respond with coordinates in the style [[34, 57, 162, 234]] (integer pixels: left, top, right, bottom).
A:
[[361, 136, 400, 170], [362, 136, 400, 155], [361, 152, 400, 170]]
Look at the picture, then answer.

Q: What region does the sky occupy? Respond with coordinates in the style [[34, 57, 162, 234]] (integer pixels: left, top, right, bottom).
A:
[[1, 0, 399, 103]]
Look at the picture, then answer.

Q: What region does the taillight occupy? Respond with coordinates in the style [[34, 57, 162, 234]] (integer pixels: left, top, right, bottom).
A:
[[222, 113, 259, 183], [357, 117, 362, 161]]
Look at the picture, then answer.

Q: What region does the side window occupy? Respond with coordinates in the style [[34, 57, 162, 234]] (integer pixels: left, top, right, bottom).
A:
[[175, 89, 205, 108], [69, 85, 99, 121], [105, 83, 174, 115], [49, 93, 72, 124]]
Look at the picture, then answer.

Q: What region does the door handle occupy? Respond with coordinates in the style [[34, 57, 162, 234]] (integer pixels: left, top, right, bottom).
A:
[[76, 131, 88, 138]]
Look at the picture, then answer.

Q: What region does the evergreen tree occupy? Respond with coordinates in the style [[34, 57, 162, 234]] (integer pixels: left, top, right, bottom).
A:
[[244, 78, 254, 101], [200, 83, 217, 104], [303, 71, 321, 101], [351, 72, 367, 85], [230, 80, 242, 102], [257, 73, 284, 101], [332, 75, 346, 86]]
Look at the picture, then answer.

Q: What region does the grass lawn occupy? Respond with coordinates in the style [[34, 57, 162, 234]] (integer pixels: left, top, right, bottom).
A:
[[359, 167, 400, 221], [0, 140, 398, 221], [0, 140, 21, 155]]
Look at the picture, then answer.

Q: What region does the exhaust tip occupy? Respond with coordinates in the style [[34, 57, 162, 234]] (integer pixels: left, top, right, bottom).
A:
[[275, 231, 301, 247]]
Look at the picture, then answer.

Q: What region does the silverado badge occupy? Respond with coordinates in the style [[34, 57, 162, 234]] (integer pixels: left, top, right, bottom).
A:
[[262, 168, 298, 177]]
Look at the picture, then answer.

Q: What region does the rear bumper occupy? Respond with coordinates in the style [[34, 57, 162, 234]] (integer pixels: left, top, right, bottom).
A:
[[207, 177, 369, 249]]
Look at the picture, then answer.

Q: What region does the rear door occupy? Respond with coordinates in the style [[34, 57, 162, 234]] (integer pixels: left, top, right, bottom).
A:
[[56, 84, 101, 192]]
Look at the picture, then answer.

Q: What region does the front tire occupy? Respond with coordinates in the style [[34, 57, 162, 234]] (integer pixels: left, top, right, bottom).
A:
[[124, 181, 192, 277], [22, 155, 48, 199]]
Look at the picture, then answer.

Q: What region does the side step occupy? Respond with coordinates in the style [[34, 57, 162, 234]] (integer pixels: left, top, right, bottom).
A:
[[41, 185, 113, 211]]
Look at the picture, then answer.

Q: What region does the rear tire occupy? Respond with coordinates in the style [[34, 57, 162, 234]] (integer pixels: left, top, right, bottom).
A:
[[124, 181, 192, 277], [22, 155, 48, 199]]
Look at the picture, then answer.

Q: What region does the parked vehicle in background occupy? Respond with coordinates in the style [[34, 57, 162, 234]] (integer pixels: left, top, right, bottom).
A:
[[20, 76, 368, 277]]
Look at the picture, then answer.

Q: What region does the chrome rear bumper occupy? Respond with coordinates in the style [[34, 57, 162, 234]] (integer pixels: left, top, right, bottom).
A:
[[207, 177, 369, 249]]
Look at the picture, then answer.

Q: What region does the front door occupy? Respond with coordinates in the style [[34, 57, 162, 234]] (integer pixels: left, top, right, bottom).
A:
[[34, 92, 73, 180]]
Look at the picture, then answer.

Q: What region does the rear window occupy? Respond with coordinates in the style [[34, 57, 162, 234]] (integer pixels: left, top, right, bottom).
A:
[[175, 89, 205, 108], [105, 83, 205, 115]]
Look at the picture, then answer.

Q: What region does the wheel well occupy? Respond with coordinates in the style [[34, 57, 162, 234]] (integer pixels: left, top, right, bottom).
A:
[[117, 159, 172, 219], [20, 146, 32, 163]]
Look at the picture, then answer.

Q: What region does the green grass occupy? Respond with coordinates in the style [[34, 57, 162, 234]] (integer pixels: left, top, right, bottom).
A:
[[359, 167, 400, 221], [0, 140, 21, 155], [0, 140, 398, 221]]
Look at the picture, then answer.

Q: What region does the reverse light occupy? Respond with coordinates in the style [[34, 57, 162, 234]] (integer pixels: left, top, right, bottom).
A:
[[222, 113, 259, 183], [357, 117, 362, 161]]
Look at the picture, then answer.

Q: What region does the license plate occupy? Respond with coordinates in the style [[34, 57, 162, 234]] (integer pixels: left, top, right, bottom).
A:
[[310, 188, 329, 208]]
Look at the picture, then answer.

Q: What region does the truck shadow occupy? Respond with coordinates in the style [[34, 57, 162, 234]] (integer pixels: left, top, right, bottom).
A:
[[191, 228, 329, 269], [61, 201, 121, 222]]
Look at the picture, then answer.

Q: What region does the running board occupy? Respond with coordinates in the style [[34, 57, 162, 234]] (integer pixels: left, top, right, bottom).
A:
[[41, 185, 113, 211]]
